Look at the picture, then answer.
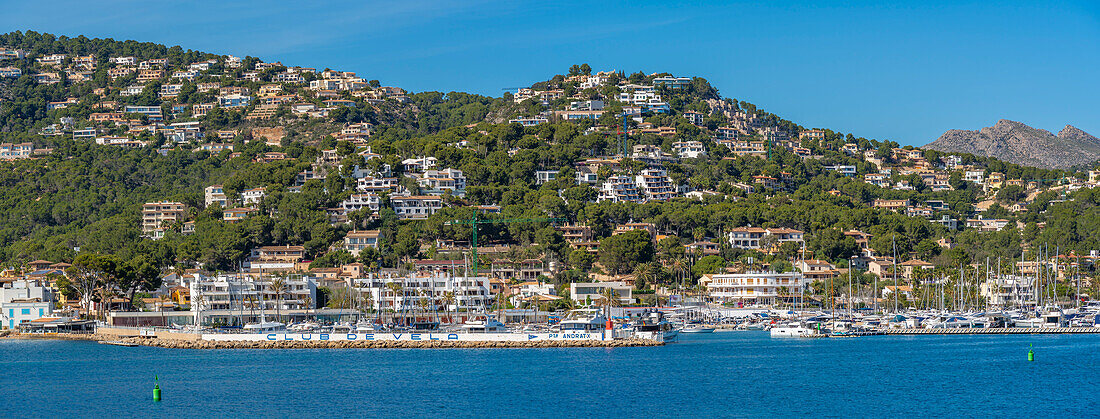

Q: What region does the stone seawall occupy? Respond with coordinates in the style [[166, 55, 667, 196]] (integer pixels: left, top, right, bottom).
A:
[[1, 332, 662, 349], [118, 336, 662, 349]]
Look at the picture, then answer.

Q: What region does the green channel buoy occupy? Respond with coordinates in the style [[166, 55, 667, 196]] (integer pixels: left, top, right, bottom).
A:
[[1027, 344, 1034, 362], [153, 375, 162, 401]]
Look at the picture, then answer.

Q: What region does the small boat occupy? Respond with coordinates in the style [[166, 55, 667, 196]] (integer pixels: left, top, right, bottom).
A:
[[330, 322, 353, 333], [631, 311, 678, 342], [460, 316, 508, 333], [769, 322, 817, 338], [354, 321, 384, 333], [243, 321, 286, 333], [287, 322, 320, 332], [680, 325, 715, 333]]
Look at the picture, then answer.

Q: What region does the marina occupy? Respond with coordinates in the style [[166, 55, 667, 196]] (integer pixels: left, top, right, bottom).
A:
[[3, 331, 1097, 417]]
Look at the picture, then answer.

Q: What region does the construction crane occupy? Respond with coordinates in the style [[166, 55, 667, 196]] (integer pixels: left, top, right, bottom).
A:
[[444, 212, 566, 277]]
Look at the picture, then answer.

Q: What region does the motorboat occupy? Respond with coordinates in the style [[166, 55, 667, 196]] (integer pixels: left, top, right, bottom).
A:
[[927, 316, 979, 329], [737, 321, 769, 331], [354, 321, 384, 333], [243, 321, 286, 333], [330, 322, 353, 333], [1015, 309, 1067, 328], [631, 311, 678, 342], [681, 324, 716, 334], [460, 316, 508, 333], [769, 322, 817, 338], [287, 322, 320, 332], [558, 309, 609, 333]]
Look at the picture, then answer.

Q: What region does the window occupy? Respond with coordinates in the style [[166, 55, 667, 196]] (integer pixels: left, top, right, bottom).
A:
[[21, 308, 30, 315]]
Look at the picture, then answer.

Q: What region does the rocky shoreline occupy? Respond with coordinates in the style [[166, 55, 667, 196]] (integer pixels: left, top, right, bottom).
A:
[[2, 332, 663, 349]]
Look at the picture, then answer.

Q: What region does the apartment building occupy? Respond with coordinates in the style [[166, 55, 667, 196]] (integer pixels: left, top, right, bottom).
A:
[[727, 227, 804, 250], [672, 141, 706, 158], [598, 175, 644, 203], [0, 143, 34, 159], [390, 195, 444, 220], [204, 185, 228, 207], [343, 230, 382, 255], [356, 176, 398, 193], [701, 272, 806, 305], [340, 193, 381, 213], [350, 273, 493, 313], [247, 245, 306, 272], [416, 168, 466, 195], [142, 201, 187, 234], [223, 207, 257, 223], [189, 274, 316, 315], [635, 169, 676, 201]]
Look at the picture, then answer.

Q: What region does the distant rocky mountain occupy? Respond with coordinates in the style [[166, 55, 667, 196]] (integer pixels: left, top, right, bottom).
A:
[[924, 120, 1100, 170]]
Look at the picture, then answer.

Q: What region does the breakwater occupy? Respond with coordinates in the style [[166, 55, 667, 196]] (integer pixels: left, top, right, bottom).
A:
[[119, 336, 662, 349], [882, 327, 1100, 335], [3, 332, 662, 349]]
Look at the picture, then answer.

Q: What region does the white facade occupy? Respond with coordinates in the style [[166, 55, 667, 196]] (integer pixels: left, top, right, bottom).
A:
[[598, 175, 643, 203], [416, 168, 466, 195], [672, 141, 706, 158], [205, 185, 228, 207], [635, 169, 676, 201], [570, 282, 634, 305], [350, 273, 493, 312], [704, 272, 806, 305], [535, 170, 559, 185], [391, 196, 444, 220], [340, 193, 381, 213], [242, 188, 266, 205], [190, 274, 317, 319], [1, 279, 54, 329]]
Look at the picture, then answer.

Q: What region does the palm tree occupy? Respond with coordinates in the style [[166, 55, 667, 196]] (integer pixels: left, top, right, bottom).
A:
[[561, 297, 577, 311], [360, 291, 373, 315], [302, 295, 313, 312], [386, 282, 403, 325], [598, 287, 621, 324], [418, 295, 430, 323], [442, 291, 456, 324], [670, 258, 690, 289], [269, 277, 287, 322], [634, 262, 659, 289]]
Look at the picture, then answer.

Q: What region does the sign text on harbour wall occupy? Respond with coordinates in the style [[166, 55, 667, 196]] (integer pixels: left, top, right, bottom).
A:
[[202, 332, 607, 342]]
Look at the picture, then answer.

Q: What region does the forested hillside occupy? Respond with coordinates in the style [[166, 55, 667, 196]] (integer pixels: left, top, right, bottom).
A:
[[1, 31, 1097, 296]]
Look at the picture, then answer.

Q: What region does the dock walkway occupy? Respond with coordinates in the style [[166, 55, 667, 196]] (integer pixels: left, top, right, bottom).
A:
[[882, 327, 1100, 335]]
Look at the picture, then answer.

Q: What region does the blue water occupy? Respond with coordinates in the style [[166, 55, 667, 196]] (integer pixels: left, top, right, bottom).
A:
[[1, 332, 1097, 418]]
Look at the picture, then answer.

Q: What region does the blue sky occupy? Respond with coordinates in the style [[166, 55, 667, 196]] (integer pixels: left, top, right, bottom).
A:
[[3, 0, 1098, 145]]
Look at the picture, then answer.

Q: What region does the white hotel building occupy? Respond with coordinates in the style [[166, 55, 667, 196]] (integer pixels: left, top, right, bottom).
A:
[[701, 272, 807, 306], [349, 272, 493, 313]]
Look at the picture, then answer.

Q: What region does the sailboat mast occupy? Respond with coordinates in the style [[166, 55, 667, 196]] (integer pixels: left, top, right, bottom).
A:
[[892, 236, 897, 314]]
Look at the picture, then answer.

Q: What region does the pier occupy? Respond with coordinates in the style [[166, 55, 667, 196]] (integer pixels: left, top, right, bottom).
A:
[[882, 327, 1100, 335]]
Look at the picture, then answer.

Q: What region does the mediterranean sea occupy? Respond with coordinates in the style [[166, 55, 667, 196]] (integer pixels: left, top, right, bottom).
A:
[[1, 332, 1096, 418]]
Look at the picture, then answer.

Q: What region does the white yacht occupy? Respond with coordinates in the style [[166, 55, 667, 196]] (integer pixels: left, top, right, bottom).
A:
[[330, 322, 353, 333], [354, 321, 384, 333], [558, 309, 609, 333], [769, 322, 816, 338], [243, 321, 286, 333], [681, 324, 716, 334], [631, 311, 678, 342], [287, 322, 320, 332], [460, 316, 508, 333]]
